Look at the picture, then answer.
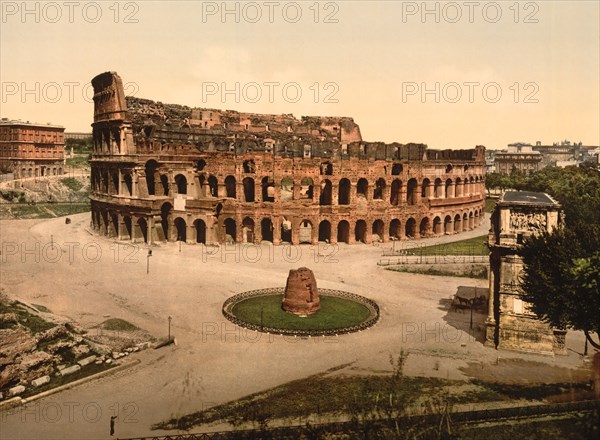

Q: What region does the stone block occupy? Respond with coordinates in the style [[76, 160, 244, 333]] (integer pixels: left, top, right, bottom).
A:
[[31, 375, 50, 387], [59, 365, 80, 376], [77, 355, 97, 367], [8, 385, 25, 396]]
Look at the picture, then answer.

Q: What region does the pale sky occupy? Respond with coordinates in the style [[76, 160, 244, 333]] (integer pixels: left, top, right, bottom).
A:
[[1, 0, 599, 149]]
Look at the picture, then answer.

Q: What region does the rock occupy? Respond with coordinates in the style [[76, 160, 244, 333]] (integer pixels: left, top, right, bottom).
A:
[[59, 365, 80, 376], [8, 385, 25, 396], [77, 356, 96, 367], [0, 313, 18, 325], [36, 326, 68, 344], [104, 358, 112, 364], [71, 344, 90, 357], [31, 375, 50, 387]]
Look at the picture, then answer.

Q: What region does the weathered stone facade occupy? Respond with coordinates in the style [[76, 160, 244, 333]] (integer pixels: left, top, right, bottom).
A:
[[282, 267, 320, 315], [89, 72, 486, 245], [0, 119, 65, 178], [485, 191, 566, 355]]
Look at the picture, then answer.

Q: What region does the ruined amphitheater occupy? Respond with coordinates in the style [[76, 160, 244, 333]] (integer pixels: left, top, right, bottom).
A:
[[90, 72, 486, 245]]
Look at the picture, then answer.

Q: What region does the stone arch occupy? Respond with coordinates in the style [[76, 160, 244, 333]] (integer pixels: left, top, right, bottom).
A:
[[299, 219, 313, 244], [454, 214, 462, 233], [433, 216, 443, 236], [405, 218, 417, 238], [174, 217, 187, 241], [469, 211, 474, 229], [389, 219, 401, 240], [419, 217, 430, 237], [123, 173, 133, 196], [374, 178, 386, 200], [175, 174, 187, 195], [160, 175, 169, 196], [318, 220, 331, 242], [421, 178, 431, 199], [445, 179, 453, 198], [372, 219, 384, 242], [261, 177, 275, 202], [392, 163, 403, 175], [123, 216, 132, 240], [355, 219, 367, 243], [463, 212, 469, 230], [356, 178, 368, 199], [280, 177, 294, 202], [390, 179, 402, 205], [196, 159, 206, 171], [145, 160, 158, 196], [225, 176, 236, 198], [111, 172, 119, 194], [320, 179, 332, 205], [434, 178, 443, 198], [280, 218, 292, 243], [300, 177, 314, 200], [407, 178, 418, 205], [195, 219, 206, 244], [338, 178, 351, 205], [160, 202, 173, 241], [261, 218, 274, 242], [137, 217, 148, 243], [474, 210, 480, 227], [444, 215, 452, 235], [242, 217, 255, 243], [224, 218, 237, 243], [208, 175, 218, 197], [243, 177, 255, 202], [455, 177, 462, 197], [337, 220, 350, 243]]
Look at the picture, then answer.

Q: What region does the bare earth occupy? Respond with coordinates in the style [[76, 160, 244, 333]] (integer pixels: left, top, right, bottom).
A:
[[0, 212, 590, 439]]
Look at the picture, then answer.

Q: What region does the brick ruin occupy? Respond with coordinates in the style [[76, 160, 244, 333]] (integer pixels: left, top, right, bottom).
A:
[[89, 72, 486, 245], [282, 267, 320, 315], [485, 191, 566, 354]]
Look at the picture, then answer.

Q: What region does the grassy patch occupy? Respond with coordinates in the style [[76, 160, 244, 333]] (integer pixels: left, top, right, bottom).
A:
[[65, 155, 90, 168], [99, 318, 140, 332], [0, 202, 90, 219], [32, 304, 52, 313], [60, 177, 84, 191], [406, 235, 488, 256], [155, 374, 449, 431], [0, 301, 56, 333], [385, 265, 488, 279], [231, 295, 372, 331]]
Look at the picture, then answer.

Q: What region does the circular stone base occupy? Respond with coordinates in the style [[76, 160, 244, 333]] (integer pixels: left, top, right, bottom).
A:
[[222, 288, 379, 336]]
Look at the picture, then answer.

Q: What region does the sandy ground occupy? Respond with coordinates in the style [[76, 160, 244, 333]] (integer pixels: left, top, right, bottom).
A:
[[0, 212, 590, 440]]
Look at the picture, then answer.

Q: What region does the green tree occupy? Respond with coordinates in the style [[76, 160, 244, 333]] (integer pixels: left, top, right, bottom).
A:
[[520, 225, 600, 349]]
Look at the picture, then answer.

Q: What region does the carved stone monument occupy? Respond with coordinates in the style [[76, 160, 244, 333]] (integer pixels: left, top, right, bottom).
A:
[[282, 267, 320, 315]]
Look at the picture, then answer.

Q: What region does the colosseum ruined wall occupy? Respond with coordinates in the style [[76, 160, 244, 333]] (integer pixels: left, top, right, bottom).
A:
[[89, 72, 486, 246]]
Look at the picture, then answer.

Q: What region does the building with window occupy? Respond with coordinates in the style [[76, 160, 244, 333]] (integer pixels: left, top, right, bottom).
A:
[[0, 118, 65, 178]]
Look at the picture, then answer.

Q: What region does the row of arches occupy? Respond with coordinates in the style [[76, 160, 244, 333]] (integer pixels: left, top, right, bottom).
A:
[[18, 166, 63, 178], [91, 202, 484, 246]]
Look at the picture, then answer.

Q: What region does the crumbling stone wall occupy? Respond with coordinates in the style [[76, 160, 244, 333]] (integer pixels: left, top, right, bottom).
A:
[[89, 72, 486, 246]]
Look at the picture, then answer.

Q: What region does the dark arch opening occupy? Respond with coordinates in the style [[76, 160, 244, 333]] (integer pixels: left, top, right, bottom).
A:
[[407, 179, 418, 205], [357, 178, 368, 198], [145, 160, 158, 196], [318, 220, 331, 242], [337, 220, 350, 244], [355, 220, 367, 243], [243, 177, 255, 202], [405, 218, 417, 238], [195, 219, 206, 244], [338, 178, 350, 205], [224, 218, 237, 243], [389, 219, 401, 240], [261, 218, 274, 242], [372, 219, 384, 242], [320, 180, 332, 205], [175, 174, 187, 195], [174, 218, 187, 242], [225, 176, 236, 198]]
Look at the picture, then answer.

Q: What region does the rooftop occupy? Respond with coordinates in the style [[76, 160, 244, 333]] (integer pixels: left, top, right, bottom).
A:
[[0, 118, 64, 129], [500, 191, 558, 206]]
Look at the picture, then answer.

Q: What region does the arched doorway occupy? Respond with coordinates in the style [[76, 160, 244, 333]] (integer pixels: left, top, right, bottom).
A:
[[280, 219, 292, 243], [124, 216, 132, 240], [242, 217, 255, 243], [372, 219, 384, 242], [299, 220, 312, 244], [262, 177, 274, 202], [356, 179, 368, 199], [261, 218, 274, 242], [318, 220, 331, 242], [243, 177, 255, 202], [407, 179, 418, 205], [145, 160, 158, 196], [225, 176, 236, 198], [389, 219, 401, 240], [454, 214, 462, 233], [224, 218, 237, 243], [137, 217, 148, 243], [175, 174, 187, 194], [419, 217, 430, 238], [444, 215, 452, 234], [374, 179, 386, 200], [390, 179, 402, 205], [174, 218, 187, 242], [320, 180, 332, 205], [433, 216, 442, 236], [195, 219, 206, 244], [405, 218, 417, 238], [337, 220, 350, 243], [338, 178, 350, 205], [355, 220, 367, 243], [160, 203, 172, 241]]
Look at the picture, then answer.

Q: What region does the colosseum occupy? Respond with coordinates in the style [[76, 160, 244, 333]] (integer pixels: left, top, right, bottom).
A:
[[90, 72, 486, 246]]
